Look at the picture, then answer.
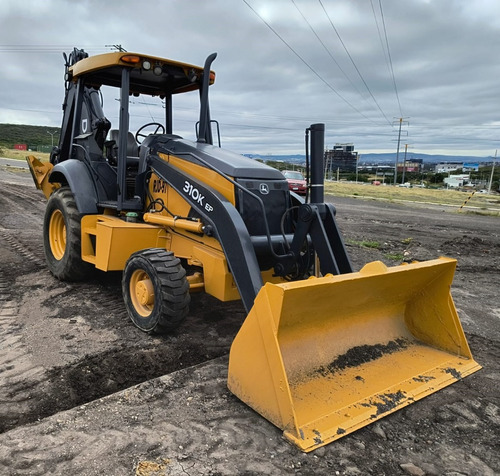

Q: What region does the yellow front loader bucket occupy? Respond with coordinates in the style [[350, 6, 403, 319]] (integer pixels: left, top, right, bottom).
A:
[[228, 257, 481, 452]]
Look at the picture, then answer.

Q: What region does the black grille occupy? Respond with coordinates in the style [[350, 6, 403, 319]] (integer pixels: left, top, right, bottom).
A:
[[236, 179, 289, 236]]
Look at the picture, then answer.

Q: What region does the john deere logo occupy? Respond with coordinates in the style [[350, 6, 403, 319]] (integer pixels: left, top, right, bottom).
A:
[[259, 183, 269, 195]]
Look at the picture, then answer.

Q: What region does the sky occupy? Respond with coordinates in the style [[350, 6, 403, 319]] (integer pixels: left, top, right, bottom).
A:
[[1, 0, 499, 158]]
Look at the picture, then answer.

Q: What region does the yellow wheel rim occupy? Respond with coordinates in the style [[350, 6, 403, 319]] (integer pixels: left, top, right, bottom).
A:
[[129, 269, 155, 317], [49, 209, 66, 260]]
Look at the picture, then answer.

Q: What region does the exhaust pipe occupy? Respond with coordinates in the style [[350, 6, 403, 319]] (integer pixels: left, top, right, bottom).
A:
[[309, 123, 325, 204], [197, 53, 217, 145]]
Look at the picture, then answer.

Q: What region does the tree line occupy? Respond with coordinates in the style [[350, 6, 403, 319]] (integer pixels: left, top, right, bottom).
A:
[[0, 124, 60, 149]]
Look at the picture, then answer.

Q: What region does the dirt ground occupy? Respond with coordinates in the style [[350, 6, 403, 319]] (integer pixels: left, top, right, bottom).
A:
[[0, 164, 498, 476]]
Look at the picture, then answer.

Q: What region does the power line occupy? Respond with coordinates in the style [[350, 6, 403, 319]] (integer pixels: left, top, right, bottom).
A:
[[378, 0, 403, 117], [290, 0, 366, 100], [0, 45, 114, 53], [370, 0, 391, 79], [318, 0, 392, 126], [242, 0, 377, 123]]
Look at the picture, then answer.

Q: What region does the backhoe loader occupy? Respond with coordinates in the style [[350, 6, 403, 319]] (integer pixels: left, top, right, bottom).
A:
[[27, 48, 480, 452]]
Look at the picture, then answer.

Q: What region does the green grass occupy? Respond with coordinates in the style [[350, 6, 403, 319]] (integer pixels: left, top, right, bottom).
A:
[[324, 180, 500, 211], [0, 148, 50, 161], [385, 253, 404, 261], [347, 239, 381, 249]]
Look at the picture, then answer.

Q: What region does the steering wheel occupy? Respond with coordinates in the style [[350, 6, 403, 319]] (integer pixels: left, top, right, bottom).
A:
[[135, 122, 165, 144]]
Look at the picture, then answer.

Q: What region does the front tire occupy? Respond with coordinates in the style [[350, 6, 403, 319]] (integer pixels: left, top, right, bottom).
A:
[[122, 249, 190, 333], [43, 187, 93, 281]]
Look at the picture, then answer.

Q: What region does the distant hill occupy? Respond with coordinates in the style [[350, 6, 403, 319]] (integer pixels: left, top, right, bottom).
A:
[[246, 152, 493, 165], [0, 124, 60, 149], [358, 153, 492, 165]]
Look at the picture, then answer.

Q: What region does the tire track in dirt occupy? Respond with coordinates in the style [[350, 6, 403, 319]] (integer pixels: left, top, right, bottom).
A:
[[0, 229, 45, 269], [0, 269, 47, 432], [0, 180, 45, 202]]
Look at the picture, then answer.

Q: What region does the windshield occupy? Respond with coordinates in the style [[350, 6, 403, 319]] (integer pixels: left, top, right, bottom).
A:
[[100, 85, 199, 140], [283, 171, 304, 180]]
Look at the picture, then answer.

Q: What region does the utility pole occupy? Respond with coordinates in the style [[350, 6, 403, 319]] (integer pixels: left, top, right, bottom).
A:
[[105, 44, 126, 52], [488, 149, 497, 194], [393, 117, 409, 185], [401, 144, 413, 184], [356, 153, 360, 183]]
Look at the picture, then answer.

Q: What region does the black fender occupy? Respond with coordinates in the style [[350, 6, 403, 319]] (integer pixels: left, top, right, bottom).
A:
[[49, 159, 99, 214]]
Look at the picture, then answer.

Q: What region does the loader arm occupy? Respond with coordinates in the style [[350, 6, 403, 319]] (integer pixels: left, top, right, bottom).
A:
[[148, 155, 264, 312], [289, 203, 352, 275]]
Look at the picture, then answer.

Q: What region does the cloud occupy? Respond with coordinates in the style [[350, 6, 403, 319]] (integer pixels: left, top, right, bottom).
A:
[[1, 0, 499, 157]]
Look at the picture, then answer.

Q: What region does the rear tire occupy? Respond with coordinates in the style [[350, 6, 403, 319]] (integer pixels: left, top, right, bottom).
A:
[[122, 249, 190, 333], [43, 187, 93, 281]]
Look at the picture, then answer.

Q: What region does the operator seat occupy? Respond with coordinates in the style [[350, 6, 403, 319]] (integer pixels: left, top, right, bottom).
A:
[[106, 130, 139, 165]]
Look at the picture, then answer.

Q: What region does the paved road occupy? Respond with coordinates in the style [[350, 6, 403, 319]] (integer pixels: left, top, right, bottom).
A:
[[0, 157, 29, 168]]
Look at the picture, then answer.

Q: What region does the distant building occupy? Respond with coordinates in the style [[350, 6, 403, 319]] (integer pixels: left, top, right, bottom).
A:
[[397, 158, 423, 173], [444, 174, 470, 188], [324, 143, 358, 173], [435, 162, 462, 173]]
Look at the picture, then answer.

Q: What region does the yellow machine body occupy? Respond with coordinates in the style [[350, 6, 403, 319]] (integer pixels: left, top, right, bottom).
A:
[[228, 258, 481, 452], [73, 155, 282, 301]]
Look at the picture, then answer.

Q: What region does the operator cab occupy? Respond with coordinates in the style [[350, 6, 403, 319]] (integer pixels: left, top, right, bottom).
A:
[[57, 49, 216, 211], [53, 48, 285, 219]]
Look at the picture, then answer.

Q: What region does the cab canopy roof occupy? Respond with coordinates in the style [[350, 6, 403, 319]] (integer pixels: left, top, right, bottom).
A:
[[69, 51, 215, 96]]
